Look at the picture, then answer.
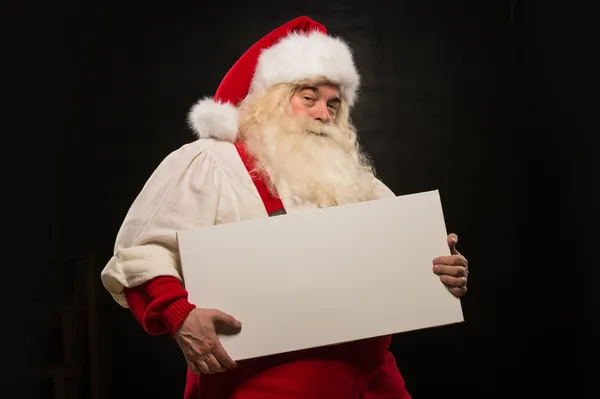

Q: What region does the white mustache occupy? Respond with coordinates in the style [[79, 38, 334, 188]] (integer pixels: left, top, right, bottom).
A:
[[297, 120, 340, 139]]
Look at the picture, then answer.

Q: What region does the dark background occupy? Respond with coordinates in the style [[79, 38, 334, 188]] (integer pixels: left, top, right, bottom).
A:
[[7, 0, 596, 398]]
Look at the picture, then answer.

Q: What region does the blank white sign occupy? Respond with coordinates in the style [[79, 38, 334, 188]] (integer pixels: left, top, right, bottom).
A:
[[177, 190, 464, 361]]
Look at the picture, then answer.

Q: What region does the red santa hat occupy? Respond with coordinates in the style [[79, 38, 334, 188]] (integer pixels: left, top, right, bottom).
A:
[[188, 16, 361, 142]]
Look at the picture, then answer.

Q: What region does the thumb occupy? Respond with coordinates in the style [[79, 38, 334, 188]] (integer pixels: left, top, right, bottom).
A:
[[447, 233, 459, 253], [210, 310, 242, 329]]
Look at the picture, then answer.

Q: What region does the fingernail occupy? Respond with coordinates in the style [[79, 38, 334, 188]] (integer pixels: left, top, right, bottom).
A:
[[433, 258, 439, 264], [433, 265, 439, 273]]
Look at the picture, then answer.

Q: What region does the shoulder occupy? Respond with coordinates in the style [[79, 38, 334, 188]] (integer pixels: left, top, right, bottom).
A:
[[158, 138, 240, 173], [123, 139, 243, 224], [177, 138, 238, 162], [166, 137, 234, 159]]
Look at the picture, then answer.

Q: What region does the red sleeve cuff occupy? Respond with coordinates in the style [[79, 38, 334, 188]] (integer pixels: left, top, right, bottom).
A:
[[125, 276, 196, 336], [163, 297, 196, 334]]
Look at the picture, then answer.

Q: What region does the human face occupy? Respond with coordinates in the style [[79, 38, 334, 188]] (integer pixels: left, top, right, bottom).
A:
[[288, 84, 341, 123]]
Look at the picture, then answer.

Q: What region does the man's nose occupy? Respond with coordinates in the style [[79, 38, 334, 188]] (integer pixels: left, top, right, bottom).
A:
[[312, 102, 331, 122]]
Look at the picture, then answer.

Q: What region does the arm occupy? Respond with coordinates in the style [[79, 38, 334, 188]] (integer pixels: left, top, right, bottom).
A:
[[101, 141, 224, 330], [104, 140, 243, 374], [124, 276, 195, 336], [124, 274, 241, 375]]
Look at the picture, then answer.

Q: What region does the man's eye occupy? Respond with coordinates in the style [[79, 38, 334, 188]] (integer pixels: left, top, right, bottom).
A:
[[304, 97, 315, 101], [328, 104, 337, 110]]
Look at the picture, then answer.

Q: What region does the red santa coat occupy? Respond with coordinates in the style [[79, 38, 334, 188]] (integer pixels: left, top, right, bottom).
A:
[[102, 137, 412, 398]]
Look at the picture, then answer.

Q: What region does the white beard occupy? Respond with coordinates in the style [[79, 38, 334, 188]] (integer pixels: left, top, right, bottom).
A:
[[243, 112, 380, 208]]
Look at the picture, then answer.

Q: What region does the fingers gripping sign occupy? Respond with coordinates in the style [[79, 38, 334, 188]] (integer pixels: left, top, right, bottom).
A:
[[174, 308, 242, 374], [432, 233, 470, 298]]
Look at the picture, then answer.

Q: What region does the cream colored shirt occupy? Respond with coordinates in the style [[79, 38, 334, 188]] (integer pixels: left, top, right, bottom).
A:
[[100, 138, 394, 307]]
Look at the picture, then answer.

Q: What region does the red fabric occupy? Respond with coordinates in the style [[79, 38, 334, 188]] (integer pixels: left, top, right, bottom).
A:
[[184, 341, 411, 399], [124, 276, 195, 336], [214, 16, 326, 107], [234, 141, 285, 214], [362, 351, 412, 399]]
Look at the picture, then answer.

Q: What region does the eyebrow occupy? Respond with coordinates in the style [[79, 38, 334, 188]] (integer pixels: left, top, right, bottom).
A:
[[302, 86, 340, 103]]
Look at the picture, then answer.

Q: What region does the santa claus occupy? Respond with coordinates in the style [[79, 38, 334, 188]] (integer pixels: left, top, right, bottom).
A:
[[101, 16, 470, 399]]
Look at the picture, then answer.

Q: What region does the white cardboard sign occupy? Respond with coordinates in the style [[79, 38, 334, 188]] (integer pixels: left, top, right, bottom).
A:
[[177, 190, 464, 361]]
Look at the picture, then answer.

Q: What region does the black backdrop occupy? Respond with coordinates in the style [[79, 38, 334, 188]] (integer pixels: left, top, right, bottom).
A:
[[8, 1, 596, 398]]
